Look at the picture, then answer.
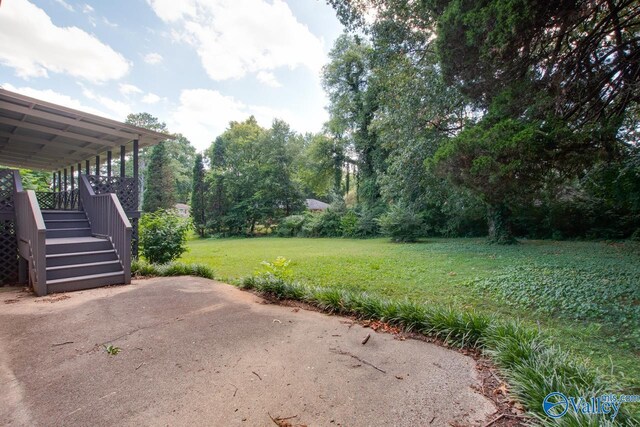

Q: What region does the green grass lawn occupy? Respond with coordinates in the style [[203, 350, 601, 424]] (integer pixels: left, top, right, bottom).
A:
[[180, 237, 640, 397]]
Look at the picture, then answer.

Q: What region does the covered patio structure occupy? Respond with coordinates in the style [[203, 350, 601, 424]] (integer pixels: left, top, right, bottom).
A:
[[0, 88, 167, 295]]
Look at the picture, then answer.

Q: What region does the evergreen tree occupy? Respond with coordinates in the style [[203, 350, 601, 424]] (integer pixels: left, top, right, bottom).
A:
[[142, 142, 175, 212], [190, 153, 206, 237]]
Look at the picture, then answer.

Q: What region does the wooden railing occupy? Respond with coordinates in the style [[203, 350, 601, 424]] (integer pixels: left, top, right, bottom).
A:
[[80, 174, 131, 284], [13, 171, 47, 296]]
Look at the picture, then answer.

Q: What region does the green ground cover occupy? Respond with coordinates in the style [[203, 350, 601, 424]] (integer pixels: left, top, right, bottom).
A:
[[180, 237, 640, 403]]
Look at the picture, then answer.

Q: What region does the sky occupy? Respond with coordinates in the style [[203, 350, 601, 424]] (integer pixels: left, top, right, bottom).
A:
[[0, 0, 344, 151]]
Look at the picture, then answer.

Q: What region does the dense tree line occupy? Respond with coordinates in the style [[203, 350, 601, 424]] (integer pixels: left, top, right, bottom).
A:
[[190, 117, 348, 236], [315, 0, 640, 242]]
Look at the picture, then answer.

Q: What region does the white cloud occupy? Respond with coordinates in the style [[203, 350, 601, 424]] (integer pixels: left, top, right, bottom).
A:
[[119, 83, 143, 96], [1, 83, 112, 117], [141, 93, 162, 104], [81, 87, 131, 118], [53, 0, 74, 12], [143, 52, 163, 65], [0, 0, 129, 83], [256, 71, 282, 88], [146, 0, 326, 81], [167, 88, 319, 151], [102, 17, 119, 28], [82, 4, 94, 14]]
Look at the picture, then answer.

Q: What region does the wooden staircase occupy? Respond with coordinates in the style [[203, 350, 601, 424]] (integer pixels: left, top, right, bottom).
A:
[[42, 210, 125, 293]]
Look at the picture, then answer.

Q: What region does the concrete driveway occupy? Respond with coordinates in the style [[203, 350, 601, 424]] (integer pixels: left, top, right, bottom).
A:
[[0, 277, 496, 426]]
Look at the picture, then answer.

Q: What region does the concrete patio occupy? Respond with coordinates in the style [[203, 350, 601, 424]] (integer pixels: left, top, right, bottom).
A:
[[0, 277, 496, 426]]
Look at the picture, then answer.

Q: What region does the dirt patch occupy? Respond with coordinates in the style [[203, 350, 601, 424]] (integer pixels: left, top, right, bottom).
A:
[[35, 294, 71, 303]]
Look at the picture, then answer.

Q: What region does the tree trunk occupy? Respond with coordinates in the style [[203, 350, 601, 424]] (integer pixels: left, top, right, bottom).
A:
[[345, 163, 350, 194], [487, 204, 517, 244]]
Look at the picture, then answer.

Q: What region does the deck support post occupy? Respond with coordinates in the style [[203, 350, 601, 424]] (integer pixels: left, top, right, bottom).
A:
[[120, 145, 126, 177], [85, 160, 90, 175], [133, 139, 139, 209], [70, 166, 74, 192], [107, 151, 112, 178], [133, 138, 139, 259], [57, 171, 62, 192], [95, 155, 100, 177]]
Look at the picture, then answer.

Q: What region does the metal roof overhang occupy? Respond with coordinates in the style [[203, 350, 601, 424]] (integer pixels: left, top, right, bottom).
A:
[[0, 88, 169, 171]]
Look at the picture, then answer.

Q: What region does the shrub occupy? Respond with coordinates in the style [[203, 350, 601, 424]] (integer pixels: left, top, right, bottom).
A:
[[140, 209, 191, 264], [276, 215, 306, 237], [378, 203, 424, 242], [131, 259, 215, 279], [355, 206, 383, 237], [340, 210, 358, 237], [300, 209, 343, 237]]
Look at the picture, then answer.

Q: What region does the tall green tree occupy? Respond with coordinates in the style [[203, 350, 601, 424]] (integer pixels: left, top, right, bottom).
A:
[[142, 141, 175, 212], [203, 117, 303, 235], [164, 133, 196, 203], [323, 33, 383, 207], [124, 113, 196, 204], [190, 153, 206, 237]]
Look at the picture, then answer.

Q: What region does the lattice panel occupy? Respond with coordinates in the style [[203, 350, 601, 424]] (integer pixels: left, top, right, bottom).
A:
[[0, 220, 18, 285], [0, 170, 15, 215], [88, 175, 138, 212], [36, 192, 56, 210], [35, 190, 79, 210]]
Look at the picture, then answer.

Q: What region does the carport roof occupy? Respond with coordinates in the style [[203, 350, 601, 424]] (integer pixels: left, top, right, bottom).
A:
[[0, 88, 169, 171]]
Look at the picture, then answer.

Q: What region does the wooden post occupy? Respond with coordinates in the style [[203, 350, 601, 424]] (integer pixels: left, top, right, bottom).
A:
[[52, 172, 56, 191], [107, 151, 112, 178], [120, 145, 126, 177], [133, 139, 139, 209], [70, 166, 74, 191], [57, 170, 62, 209], [95, 155, 100, 177], [133, 139, 140, 259], [63, 168, 68, 192], [85, 160, 90, 175], [78, 162, 83, 210]]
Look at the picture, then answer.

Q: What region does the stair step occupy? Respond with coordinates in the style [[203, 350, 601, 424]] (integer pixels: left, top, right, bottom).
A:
[[44, 219, 90, 229], [46, 271, 125, 293], [42, 210, 87, 220], [46, 260, 122, 281], [46, 250, 118, 267], [46, 228, 92, 238], [46, 237, 113, 254]]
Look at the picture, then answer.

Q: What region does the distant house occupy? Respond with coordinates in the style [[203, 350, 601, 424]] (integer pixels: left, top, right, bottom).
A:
[[175, 203, 190, 217], [305, 198, 329, 212]]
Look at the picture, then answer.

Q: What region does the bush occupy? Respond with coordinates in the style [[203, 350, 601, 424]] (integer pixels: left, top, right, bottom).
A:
[[131, 259, 215, 279], [378, 203, 424, 242], [355, 206, 383, 237], [340, 210, 358, 237], [300, 209, 343, 237], [140, 209, 191, 264], [276, 215, 306, 237]]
